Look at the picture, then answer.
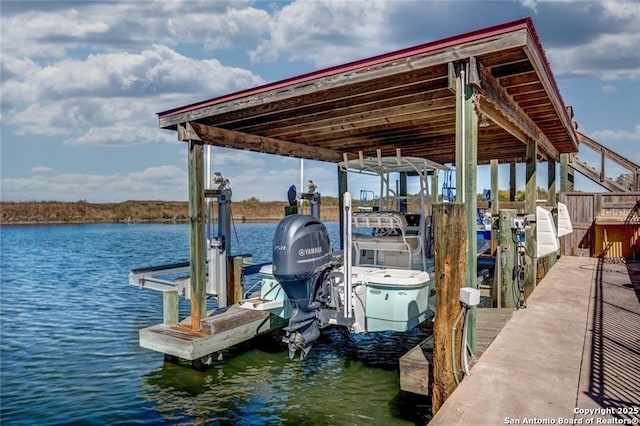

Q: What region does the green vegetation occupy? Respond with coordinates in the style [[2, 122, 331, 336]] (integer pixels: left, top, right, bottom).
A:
[[0, 200, 340, 224]]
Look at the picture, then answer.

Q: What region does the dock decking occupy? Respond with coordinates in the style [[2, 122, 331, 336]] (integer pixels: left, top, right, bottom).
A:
[[400, 308, 515, 395], [429, 256, 640, 424], [140, 305, 286, 361]]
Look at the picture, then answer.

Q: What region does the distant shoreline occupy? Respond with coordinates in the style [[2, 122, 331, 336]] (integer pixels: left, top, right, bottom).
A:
[[0, 200, 340, 225]]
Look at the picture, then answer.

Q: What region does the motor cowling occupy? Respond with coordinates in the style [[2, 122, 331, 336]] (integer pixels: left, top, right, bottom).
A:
[[272, 214, 333, 359]]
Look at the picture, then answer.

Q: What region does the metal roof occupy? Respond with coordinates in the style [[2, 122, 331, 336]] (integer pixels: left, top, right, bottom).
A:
[[159, 18, 578, 165]]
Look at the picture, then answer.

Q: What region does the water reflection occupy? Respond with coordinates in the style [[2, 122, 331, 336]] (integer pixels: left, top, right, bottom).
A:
[[141, 328, 432, 425]]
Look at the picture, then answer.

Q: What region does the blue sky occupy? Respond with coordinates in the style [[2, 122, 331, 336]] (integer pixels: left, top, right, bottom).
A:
[[1, 0, 638, 202]]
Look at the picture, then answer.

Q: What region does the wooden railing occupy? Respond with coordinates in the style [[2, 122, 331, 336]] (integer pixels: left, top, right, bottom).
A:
[[570, 132, 640, 192]]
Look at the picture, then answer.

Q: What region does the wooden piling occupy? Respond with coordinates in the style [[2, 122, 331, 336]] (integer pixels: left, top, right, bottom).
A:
[[227, 256, 244, 305], [188, 140, 207, 331], [163, 290, 179, 325], [432, 203, 466, 414], [499, 209, 518, 308], [548, 159, 558, 268], [524, 139, 537, 298]]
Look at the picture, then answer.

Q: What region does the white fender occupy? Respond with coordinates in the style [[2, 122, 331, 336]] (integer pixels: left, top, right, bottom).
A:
[[536, 206, 559, 258]]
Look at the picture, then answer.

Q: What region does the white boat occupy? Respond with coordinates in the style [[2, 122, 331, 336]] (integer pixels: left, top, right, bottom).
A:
[[251, 151, 449, 358]]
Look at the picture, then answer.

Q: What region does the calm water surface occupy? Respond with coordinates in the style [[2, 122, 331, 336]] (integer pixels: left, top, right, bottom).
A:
[[1, 223, 430, 425]]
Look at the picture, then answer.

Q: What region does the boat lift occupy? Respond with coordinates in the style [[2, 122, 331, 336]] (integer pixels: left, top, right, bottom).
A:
[[129, 172, 234, 306]]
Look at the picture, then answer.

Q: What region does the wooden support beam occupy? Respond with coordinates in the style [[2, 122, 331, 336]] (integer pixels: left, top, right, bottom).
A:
[[499, 209, 518, 308], [524, 139, 537, 299], [473, 61, 558, 161], [180, 121, 345, 163], [188, 138, 207, 331], [432, 203, 466, 414]]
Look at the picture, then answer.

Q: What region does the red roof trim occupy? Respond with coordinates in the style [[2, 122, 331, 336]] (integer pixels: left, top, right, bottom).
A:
[[157, 18, 532, 118]]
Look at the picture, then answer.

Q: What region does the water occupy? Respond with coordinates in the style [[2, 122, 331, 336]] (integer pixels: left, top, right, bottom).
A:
[[1, 223, 431, 425]]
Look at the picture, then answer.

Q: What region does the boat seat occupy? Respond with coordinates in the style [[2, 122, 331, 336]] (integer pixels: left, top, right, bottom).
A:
[[351, 211, 421, 268]]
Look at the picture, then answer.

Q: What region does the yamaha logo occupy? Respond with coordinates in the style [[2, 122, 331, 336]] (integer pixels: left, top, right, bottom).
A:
[[298, 247, 323, 256]]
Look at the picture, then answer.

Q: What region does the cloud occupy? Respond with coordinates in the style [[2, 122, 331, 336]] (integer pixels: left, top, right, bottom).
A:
[[64, 124, 177, 147], [31, 166, 53, 173], [250, 0, 391, 67], [1, 45, 264, 142], [592, 123, 640, 140], [248, 0, 639, 79], [1, 1, 270, 59], [601, 84, 617, 94]]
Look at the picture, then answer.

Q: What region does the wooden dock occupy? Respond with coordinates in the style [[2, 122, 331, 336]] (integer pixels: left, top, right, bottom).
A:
[[429, 256, 640, 424], [399, 308, 514, 396], [140, 305, 287, 362]]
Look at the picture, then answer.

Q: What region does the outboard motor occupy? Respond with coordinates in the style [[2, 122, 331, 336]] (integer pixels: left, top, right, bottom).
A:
[[273, 214, 333, 359]]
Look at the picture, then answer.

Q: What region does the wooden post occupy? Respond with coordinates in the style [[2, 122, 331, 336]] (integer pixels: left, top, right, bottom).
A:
[[600, 148, 606, 182], [432, 203, 467, 414], [509, 162, 516, 201], [490, 159, 499, 253], [454, 60, 477, 352], [548, 159, 558, 267], [490, 159, 500, 307], [524, 139, 537, 299], [431, 171, 439, 205], [227, 256, 244, 305], [560, 153, 574, 193], [188, 140, 207, 331], [163, 290, 179, 325], [338, 165, 348, 250], [464, 66, 478, 353], [499, 209, 518, 308]]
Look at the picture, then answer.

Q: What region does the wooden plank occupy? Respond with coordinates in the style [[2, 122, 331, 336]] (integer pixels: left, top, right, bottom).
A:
[[235, 86, 451, 134], [399, 336, 433, 396], [140, 306, 284, 361], [181, 121, 346, 163], [432, 203, 466, 413], [476, 308, 514, 355], [264, 98, 453, 139], [399, 308, 514, 396]]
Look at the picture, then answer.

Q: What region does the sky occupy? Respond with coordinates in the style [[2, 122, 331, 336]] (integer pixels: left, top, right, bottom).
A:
[[1, 0, 639, 203]]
